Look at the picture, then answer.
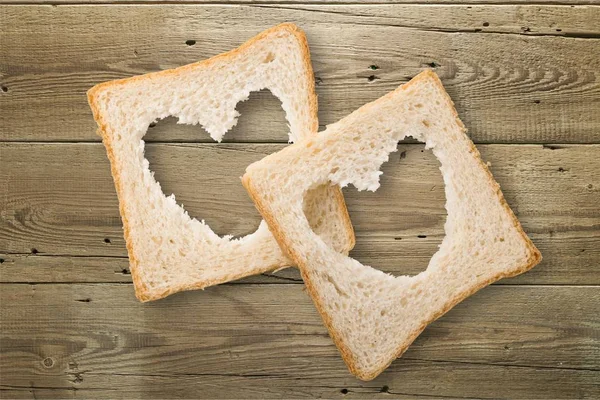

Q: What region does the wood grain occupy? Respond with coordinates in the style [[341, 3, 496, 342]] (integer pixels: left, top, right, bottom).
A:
[[1, 5, 599, 143], [2, 363, 599, 400], [2, 226, 599, 285], [1, 143, 598, 284], [0, 0, 595, 6], [1, 4, 599, 398], [1, 284, 598, 399]]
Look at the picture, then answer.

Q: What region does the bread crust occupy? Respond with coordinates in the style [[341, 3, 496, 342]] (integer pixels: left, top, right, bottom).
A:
[[242, 69, 541, 380], [87, 23, 354, 302]]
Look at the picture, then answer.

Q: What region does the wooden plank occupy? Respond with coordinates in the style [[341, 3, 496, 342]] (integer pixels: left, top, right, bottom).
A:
[[1, 284, 598, 399], [1, 5, 599, 143], [1, 143, 599, 284], [0, 0, 594, 6], [2, 365, 599, 400], [2, 226, 600, 285]]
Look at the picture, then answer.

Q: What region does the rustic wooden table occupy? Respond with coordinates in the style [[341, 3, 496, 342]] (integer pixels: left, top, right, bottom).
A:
[[1, 2, 599, 399]]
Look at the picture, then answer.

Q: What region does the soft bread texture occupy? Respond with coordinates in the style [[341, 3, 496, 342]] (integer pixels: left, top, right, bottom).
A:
[[87, 24, 354, 302], [242, 70, 542, 380]]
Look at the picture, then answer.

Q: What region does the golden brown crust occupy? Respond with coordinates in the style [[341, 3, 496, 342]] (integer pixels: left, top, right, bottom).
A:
[[242, 69, 542, 380], [242, 174, 360, 376], [87, 23, 354, 302]]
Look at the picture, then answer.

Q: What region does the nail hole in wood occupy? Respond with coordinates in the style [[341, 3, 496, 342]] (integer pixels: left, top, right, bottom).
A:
[[0, 258, 4, 264], [558, 167, 566, 172], [534, 100, 541, 104], [104, 238, 111, 244], [72, 373, 84, 384], [122, 269, 130, 275], [42, 357, 54, 368], [315, 77, 323, 86], [369, 65, 379, 70], [380, 385, 390, 393], [367, 75, 379, 82], [77, 298, 92, 303], [400, 151, 406, 159], [417, 235, 427, 238], [427, 62, 439, 68], [185, 40, 196, 46], [31, 248, 38, 254], [543, 144, 561, 150], [483, 22, 490, 27], [394, 237, 402, 241], [340, 389, 349, 395], [1, 86, 7, 93], [556, 28, 562, 32]]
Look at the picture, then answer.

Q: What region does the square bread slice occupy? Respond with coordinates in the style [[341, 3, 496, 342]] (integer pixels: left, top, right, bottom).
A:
[[87, 24, 354, 302], [242, 70, 542, 380]]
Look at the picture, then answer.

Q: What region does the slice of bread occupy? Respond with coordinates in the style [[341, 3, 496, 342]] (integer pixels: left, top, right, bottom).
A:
[[242, 70, 542, 380], [87, 24, 354, 302]]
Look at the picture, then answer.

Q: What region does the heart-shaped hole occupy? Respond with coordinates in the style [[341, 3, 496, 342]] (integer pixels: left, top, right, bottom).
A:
[[146, 90, 289, 238], [345, 142, 447, 277]]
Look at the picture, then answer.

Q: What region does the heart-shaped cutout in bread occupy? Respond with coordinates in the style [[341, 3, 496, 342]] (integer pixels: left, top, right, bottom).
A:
[[243, 70, 541, 380], [88, 24, 354, 302]]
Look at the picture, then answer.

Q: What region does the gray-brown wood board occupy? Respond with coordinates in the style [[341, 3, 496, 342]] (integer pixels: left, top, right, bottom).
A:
[[0, 3, 599, 400], [2, 5, 600, 143]]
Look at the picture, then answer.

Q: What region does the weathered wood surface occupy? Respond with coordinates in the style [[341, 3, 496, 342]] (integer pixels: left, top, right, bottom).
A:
[[3, 367, 600, 400], [0, 0, 595, 5], [1, 284, 599, 399], [1, 143, 599, 285], [2, 3, 600, 399], [1, 5, 600, 143], [2, 228, 599, 285]]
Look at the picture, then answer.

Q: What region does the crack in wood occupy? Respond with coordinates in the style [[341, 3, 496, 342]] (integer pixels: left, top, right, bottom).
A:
[[403, 356, 600, 372], [260, 273, 303, 283], [250, 5, 600, 40]]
